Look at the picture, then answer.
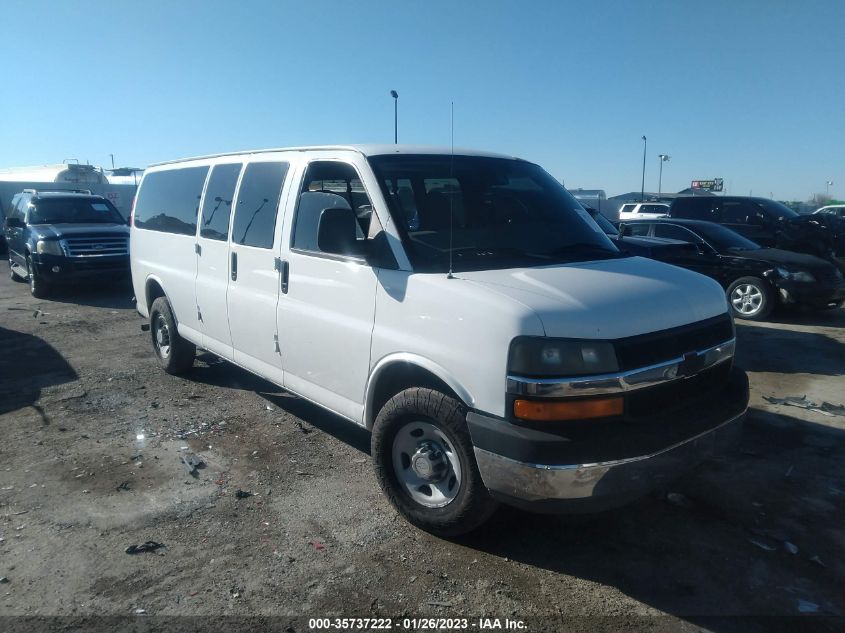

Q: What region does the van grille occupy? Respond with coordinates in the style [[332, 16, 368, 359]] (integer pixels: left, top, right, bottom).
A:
[[63, 236, 129, 257], [614, 314, 734, 371]]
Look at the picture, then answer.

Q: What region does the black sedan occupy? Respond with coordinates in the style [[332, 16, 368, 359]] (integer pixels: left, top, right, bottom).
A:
[[619, 218, 845, 320], [585, 208, 701, 259]]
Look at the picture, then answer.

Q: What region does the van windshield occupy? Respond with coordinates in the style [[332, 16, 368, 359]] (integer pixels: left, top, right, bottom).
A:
[[368, 155, 622, 272], [30, 198, 124, 225]]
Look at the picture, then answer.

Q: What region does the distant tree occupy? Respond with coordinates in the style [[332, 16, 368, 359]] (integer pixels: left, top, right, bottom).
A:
[[809, 193, 833, 208]]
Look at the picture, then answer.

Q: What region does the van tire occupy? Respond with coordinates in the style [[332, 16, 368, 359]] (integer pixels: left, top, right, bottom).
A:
[[26, 256, 49, 299], [727, 276, 774, 321], [149, 297, 195, 374], [371, 388, 497, 537]]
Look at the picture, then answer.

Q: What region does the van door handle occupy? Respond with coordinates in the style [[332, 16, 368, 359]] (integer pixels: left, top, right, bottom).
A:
[[275, 258, 290, 293], [231, 252, 238, 281]]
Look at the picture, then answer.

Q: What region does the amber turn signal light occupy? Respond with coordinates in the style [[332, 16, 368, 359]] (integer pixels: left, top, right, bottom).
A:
[[513, 397, 623, 421]]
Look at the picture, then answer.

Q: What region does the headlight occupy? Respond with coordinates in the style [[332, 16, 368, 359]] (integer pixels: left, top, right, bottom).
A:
[[508, 337, 619, 377], [775, 267, 815, 283], [36, 239, 64, 256]]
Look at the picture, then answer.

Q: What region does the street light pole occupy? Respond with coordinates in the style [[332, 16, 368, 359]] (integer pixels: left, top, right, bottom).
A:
[[658, 154, 670, 196], [390, 90, 399, 144], [826, 180, 833, 197], [640, 136, 647, 201]]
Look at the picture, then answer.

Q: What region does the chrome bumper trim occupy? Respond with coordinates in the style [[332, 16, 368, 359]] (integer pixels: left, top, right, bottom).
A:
[[474, 408, 745, 506], [507, 338, 735, 398]]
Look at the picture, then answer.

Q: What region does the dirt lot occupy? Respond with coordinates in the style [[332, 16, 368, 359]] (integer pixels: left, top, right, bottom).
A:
[[0, 269, 844, 632]]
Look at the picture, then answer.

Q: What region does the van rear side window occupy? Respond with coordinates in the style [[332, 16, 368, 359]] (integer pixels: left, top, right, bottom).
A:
[[199, 163, 243, 241], [134, 167, 209, 236], [231, 162, 289, 249]]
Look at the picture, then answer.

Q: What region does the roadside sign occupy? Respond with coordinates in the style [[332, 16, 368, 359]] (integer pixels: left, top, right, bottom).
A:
[[691, 179, 724, 192]]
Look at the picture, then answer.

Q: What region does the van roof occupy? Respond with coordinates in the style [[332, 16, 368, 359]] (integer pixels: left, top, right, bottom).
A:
[[149, 144, 521, 167]]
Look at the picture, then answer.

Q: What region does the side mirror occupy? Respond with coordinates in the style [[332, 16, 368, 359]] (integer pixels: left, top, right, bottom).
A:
[[5, 217, 23, 229], [317, 207, 364, 257]]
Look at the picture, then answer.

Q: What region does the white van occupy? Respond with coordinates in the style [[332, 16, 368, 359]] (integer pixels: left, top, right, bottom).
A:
[[130, 145, 748, 535]]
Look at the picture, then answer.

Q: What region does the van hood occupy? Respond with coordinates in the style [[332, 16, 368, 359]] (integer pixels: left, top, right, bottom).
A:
[[456, 257, 728, 339]]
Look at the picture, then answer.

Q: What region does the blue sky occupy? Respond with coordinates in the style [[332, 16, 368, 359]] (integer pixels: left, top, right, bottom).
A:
[[1, 0, 842, 200]]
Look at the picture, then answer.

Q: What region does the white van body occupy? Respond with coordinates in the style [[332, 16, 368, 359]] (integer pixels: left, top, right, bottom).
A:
[[130, 145, 747, 534]]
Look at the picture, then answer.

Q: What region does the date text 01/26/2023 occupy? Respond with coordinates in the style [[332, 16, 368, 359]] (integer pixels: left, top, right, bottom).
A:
[[308, 617, 527, 630]]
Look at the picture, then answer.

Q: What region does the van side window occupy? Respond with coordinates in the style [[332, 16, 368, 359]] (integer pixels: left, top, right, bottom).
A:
[[292, 162, 372, 253], [199, 163, 242, 241], [231, 162, 289, 249], [134, 166, 210, 236]]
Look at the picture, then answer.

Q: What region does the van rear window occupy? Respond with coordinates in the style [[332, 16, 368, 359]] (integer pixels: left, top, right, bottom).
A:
[[134, 166, 209, 236]]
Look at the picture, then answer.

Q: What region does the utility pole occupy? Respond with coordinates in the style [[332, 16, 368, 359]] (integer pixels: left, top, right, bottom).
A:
[[640, 136, 647, 201], [390, 90, 399, 144], [658, 154, 670, 196]]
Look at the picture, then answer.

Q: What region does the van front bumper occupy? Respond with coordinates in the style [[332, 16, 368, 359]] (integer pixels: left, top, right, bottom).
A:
[[467, 366, 748, 513]]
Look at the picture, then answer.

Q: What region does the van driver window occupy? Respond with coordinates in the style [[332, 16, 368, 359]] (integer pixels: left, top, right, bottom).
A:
[[292, 162, 373, 253]]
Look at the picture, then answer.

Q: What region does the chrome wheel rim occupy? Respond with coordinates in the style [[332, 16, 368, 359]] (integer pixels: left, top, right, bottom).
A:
[[392, 421, 462, 508], [153, 314, 171, 358], [731, 284, 764, 316]]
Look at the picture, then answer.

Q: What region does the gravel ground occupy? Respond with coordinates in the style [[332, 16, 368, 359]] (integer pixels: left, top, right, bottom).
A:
[[0, 270, 843, 632]]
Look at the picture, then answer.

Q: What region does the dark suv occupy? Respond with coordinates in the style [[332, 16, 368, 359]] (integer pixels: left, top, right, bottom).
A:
[[4, 190, 130, 298], [669, 195, 845, 260]]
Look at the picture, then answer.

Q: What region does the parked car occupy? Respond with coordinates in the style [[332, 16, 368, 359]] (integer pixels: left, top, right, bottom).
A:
[[4, 189, 130, 298], [130, 145, 748, 535], [0, 200, 6, 256], [584, 206, 700, 259], [814, 204, 845, 218], [618, 202, 669, 220], [668, 195, 845, 259], [620, 218, 845, 320]]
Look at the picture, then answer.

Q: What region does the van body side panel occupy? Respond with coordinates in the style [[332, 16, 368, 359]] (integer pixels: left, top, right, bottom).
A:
[[132, 230, 200, 334], [370, 270, 546, 421], [130, 162, 210, 332], [227, 156, 294, 386], [195, 161, 245, 360], [276, 155, 379, 424]]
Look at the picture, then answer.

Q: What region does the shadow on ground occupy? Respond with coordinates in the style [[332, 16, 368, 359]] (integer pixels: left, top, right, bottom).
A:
[[188, 352, 371, 454], [767, 305, 845, 328], [35, 280, 135, 310], [736, 323, 845, 375], [0, 325, 77, 417]]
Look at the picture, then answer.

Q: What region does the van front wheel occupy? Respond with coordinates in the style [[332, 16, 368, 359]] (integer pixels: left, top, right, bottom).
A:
[[371, 388, 497, 536], [149, 297, 195, 374]]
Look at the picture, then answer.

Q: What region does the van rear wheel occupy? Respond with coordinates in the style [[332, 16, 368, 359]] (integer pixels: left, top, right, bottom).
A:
[[371, 388, 497, 536], [149, 297, 195, 374]]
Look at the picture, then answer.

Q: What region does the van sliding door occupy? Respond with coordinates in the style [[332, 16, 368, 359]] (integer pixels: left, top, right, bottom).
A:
[[226, 160, 291, 383]]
